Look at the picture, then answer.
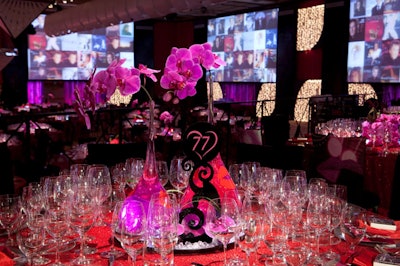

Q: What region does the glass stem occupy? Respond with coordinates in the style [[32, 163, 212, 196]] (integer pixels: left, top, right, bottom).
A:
[[223, 244, 227, 266], [80, 232, 86, 258], [55, 240, 60, 263]]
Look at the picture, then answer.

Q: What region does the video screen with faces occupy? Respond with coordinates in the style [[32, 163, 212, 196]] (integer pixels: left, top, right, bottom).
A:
[[207, 8, 278, 82], [28, 14, 134, 81], [348, 0, 400, 83]]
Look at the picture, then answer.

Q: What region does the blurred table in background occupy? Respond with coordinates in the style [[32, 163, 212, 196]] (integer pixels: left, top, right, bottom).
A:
[[364, 147, 400, 217]]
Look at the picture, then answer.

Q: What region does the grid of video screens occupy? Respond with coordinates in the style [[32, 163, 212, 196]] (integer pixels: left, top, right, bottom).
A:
[[347, 0, 400, 83], [207, 8, 278, 82], [28, 14, 134, 81]]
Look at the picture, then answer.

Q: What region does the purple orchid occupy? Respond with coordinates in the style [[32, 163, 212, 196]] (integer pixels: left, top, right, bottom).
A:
[[160, 42, 226, 100], [74, 58, 160, 129]]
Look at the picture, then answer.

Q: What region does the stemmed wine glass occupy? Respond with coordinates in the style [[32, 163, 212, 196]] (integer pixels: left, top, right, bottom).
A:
[[228, 163, 250, 192], [237, 196, 264, 265], [86, 164, 112, 226], [45, 191, 70, 266], [69, 183, 96, 265], [145, 192, 179, 265], [323, 194, 346, 262], [169, 157, 191, 198], [340, 205, 367, 256], [206, 197, 240, 266], [16, 226, 44, 266], [242, 161, 260, 195], [0, 194, 21, 246], [305, 195, 331, 265], [100, 201, 126, 260], [70, 163, 89, 182], [224, 190, 246, 266], [115, 200, 147, 265], [24, 212, 51, 266], [157, 160, 170, 187], [125, 158, 144, 189]]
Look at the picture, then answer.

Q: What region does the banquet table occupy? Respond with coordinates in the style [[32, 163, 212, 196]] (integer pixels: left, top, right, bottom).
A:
[[1, 221, 399, 266]]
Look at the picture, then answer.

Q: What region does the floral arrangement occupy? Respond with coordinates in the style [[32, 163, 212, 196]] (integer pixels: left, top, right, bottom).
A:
[[73, 42, 225, 130], [362, 113, 400, 147]]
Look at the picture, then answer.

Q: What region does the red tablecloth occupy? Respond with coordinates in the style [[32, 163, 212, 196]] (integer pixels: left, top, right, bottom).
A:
[[364, 147, 400, 216], [0, 224, 387, 266]]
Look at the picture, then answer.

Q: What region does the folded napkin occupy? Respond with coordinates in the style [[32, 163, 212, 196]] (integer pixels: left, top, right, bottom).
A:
[[338, 248, 378, 266], [367, 221, 400, 239], [353, 248, 379, 266]]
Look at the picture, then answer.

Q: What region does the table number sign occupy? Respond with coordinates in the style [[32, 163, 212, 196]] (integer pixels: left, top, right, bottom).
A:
[[178, 122, 239, 243]]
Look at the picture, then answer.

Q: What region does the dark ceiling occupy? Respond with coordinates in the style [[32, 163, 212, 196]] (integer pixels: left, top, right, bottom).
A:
[[44, 0, 299, 19]]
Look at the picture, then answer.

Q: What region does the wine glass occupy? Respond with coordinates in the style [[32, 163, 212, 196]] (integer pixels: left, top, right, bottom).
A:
[[340, 205, 367, 254], [125, 158, 144, 189], [100, 201, 126, 260], [24, 208, 51, 265], [86, 164, 112, 226], [206, 197, 240, 266], [264, 188, 290, 266], [16, 226, 44, 266], [323, 195, 346, 262], [228, 163, 250, 191], [305, 195, 331, 265], [242, 161, 260, 195], [224, 190, 246, 266], [145, 192, 178, 266], [169, 157, 191, 197], [237, 196, 264, 265], [45, 194, 69, 266], [69, 183, 96, 265], [157, 160, 170, 187], [0, 194, 21, 246], [70, 163, 89, 183], [117, 200, 147, 265]]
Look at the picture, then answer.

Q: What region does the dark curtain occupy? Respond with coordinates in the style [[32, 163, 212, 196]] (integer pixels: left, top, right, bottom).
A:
[[221, 82, 257, 103]]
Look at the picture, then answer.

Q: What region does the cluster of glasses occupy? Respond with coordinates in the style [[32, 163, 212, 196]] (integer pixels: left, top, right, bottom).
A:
[[0, 163, 126, 265], [112, 192, 179, 265], [225, 163, 369, 266], [107, 156, 191, 198], [315, 118, 363, 138]]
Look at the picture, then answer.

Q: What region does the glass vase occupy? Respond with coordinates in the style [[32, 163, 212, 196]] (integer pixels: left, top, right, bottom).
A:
[[124, 100, 166, 214]]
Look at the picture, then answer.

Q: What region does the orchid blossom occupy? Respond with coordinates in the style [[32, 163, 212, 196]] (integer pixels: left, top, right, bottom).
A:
[[74, 42, 225, 129], [160, 43, 226, 100], [73, 58, 159, 129], [160, 111, 174, 125]]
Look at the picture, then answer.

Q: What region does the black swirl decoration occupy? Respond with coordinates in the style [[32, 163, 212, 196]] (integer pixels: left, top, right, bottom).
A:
[[178, 122, 222, 243]]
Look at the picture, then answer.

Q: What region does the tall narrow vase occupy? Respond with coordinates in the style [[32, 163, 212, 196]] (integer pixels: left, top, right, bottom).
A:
[[124, 101, 166, 214]]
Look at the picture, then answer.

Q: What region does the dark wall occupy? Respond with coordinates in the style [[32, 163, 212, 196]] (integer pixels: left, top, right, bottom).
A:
[[321, 1, 349, 95], [1, 25, 34, 108]]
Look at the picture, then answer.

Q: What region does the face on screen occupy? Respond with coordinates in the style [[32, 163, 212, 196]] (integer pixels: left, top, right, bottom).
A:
[[28, 14, 134, 81], [348, 0, 400, 83], [207, 8, 278, 82]]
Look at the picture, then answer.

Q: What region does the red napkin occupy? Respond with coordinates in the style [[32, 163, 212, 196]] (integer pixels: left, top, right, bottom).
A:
[[353, 248, 378, 266], [0, 250, 14, 266]]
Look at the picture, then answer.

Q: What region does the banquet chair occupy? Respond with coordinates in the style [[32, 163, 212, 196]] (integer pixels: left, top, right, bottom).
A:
[[310, 134, 379, 211]]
